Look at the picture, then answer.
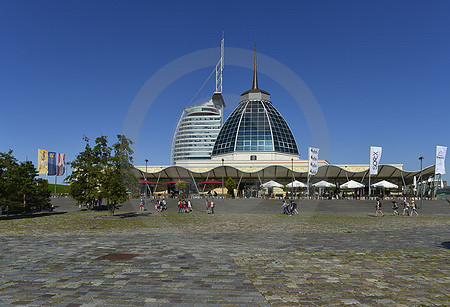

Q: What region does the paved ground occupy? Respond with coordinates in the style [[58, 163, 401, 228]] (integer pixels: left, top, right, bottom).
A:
[[0, 198, 449, 306]]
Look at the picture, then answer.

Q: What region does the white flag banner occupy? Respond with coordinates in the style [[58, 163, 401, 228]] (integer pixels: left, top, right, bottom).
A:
[[308, 147, 319, 176], [435, 145, 447, 175], [370, 146, 382, 175]]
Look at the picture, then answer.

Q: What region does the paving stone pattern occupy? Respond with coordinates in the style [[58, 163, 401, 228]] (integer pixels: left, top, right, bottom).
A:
[[0, 199, 449, 306]]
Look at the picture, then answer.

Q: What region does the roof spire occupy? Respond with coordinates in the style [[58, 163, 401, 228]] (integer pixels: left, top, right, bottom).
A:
[[252, 41, 258, 89]]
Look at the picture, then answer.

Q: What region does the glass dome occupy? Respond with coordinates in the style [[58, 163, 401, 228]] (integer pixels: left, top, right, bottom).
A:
[[212, 99, 299, 156]]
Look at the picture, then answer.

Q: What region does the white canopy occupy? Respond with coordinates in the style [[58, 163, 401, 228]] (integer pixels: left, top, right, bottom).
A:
[[286, 180, 307, 188], [340, 180, 365, 189], [260, 180, 284, 188], [371, 180, 398, 189], [312, 180, 336, 188]]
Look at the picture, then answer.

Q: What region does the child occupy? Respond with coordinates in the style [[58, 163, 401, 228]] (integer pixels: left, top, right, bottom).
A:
[[392, 201, 399, 215]]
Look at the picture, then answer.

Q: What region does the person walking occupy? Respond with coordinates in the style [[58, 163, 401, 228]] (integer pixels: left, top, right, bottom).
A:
[[391, 201, 399, 215], [402, 200, 410, 216], [206, 199, 210, 214], [290, 200, 298, 215], [375, 198, 385, 217], [139, 198, 145, 211], [282, 199, 290, 215], [410, 201, 419, 216], [210, 200, 215, 214]]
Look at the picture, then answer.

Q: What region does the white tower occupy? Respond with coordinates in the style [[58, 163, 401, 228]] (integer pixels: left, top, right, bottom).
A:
[[171, 37, 226, 163]]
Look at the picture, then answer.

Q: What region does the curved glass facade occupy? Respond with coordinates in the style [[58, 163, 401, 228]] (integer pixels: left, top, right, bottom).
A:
[[212, 99, 299, 156]]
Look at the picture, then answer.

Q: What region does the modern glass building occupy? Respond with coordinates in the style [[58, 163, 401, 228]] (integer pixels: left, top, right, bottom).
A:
[[211, 47, 299, 161], [172, 93, 225, 162]]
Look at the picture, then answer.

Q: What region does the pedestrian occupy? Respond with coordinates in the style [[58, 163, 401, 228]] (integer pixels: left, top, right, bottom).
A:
[[375, 198, 384, 217], [391, 201, 399, 215], [282, 199, 289, 215], [139, 198, 145, 211], [402, 200, 410, 216], [210, 200, 215, 214], [290, 200, 298, 215], [206, 199, 210, 214], [178, 200, 184, 213], [410, 201, 419, 216], [187, 199, 193, 212]]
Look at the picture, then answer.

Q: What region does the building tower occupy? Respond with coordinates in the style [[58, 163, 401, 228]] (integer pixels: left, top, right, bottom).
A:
[[171, 37, 226, 163], [211, 43, 299, 161]]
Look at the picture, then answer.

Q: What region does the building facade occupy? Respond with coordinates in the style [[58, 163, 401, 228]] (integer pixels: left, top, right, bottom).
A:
[[171, 93, 225, 163]]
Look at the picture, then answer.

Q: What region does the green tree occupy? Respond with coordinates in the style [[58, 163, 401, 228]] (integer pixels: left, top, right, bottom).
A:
[[175, 180, 187, 196], [67, 135, 137, 215], [0, 151, 50, 215], [225, 177, 236, 197]]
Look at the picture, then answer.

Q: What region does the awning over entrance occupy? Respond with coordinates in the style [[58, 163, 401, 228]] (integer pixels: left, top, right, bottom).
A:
[[133, 164, 435, 192]]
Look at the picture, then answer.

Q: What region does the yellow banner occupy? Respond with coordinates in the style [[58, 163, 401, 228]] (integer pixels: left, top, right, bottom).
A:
[[38, 149, 48, 174]]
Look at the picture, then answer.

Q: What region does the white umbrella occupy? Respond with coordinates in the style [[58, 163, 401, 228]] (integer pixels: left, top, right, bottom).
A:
[[286, 180, 307, 188], [260, 180, 284, 188], [371, 180, 398, 189], [312, 180, 336, 188], [340, 180, 365, 189]]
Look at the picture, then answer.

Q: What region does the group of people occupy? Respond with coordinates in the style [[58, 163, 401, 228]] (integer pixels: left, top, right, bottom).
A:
[[375, 198, 419, 216], [154, 199, 167, 212], [178, 199, 193, 213], [282, 199, 298, 215]]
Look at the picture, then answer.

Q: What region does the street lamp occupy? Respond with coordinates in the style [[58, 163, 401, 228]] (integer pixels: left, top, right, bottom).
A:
[[291, 158, 294, 199], [144, 159, 149, 197], [221, 158, 225, 203], [419, 156, 424, 209]]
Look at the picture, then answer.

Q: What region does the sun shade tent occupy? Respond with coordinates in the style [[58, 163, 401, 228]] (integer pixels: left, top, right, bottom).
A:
[[312, 180, 336, 188], [340, 180, 365, 189], [260, 180, 284, 188], [286, 180, 307, 188], [138, 180, 157, 184], [199, 180, 222, 185], [165, 180, 190, 184], [371, 180, 398, 189]]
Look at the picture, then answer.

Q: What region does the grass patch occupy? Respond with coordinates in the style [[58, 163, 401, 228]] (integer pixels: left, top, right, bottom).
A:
[[0, 211, 448, 236]]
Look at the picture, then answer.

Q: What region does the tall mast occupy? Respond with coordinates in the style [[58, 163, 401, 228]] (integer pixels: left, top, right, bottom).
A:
[[215, 33, 224, 93]]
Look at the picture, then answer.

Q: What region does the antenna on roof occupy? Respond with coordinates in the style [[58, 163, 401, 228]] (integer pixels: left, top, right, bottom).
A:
[[252, 41, 258, 90], [215, 33, 224, 93]]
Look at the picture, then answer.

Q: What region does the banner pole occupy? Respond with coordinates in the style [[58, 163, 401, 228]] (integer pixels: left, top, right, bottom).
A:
[[368, 173, 371, 200], [307, 174, 310, 199], [54, 175, 57, 194]]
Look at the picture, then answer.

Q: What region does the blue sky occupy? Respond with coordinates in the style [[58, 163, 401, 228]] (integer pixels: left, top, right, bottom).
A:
[[0, 0, 449, 181]]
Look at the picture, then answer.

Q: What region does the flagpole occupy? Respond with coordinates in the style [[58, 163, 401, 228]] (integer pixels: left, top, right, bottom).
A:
[[54, 175, 57, 195], [307, 174, 310, 199], [368, 172, 371, 200]]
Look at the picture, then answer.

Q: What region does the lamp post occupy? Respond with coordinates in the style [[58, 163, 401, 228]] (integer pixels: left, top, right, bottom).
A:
[[221, 158, 224, 203], [419, 156, 424, 209], [144, 159, 149, 197], [291, 158, 294, 199]]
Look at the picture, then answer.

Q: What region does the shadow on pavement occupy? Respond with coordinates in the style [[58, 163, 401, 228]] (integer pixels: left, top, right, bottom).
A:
[[0, 211, 67, 221], [439, 241, 450, 249], [115, 212, 152, 218]]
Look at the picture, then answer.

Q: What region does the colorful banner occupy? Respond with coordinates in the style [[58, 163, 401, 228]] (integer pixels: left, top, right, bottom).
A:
[[370, 146, 382, 175], [38, 149, 48, 175], [48, 152, 57, 176], [57, 153, 66, 176], [435, 145, 447, 175], [308, 147, 319, 176]]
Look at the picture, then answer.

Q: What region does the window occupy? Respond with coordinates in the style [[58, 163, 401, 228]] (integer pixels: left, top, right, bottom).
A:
[[250, 155, 257, 161]]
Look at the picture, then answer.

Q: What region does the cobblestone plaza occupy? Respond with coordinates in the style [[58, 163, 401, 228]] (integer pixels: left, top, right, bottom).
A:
[[0, 198, 449, 306]]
